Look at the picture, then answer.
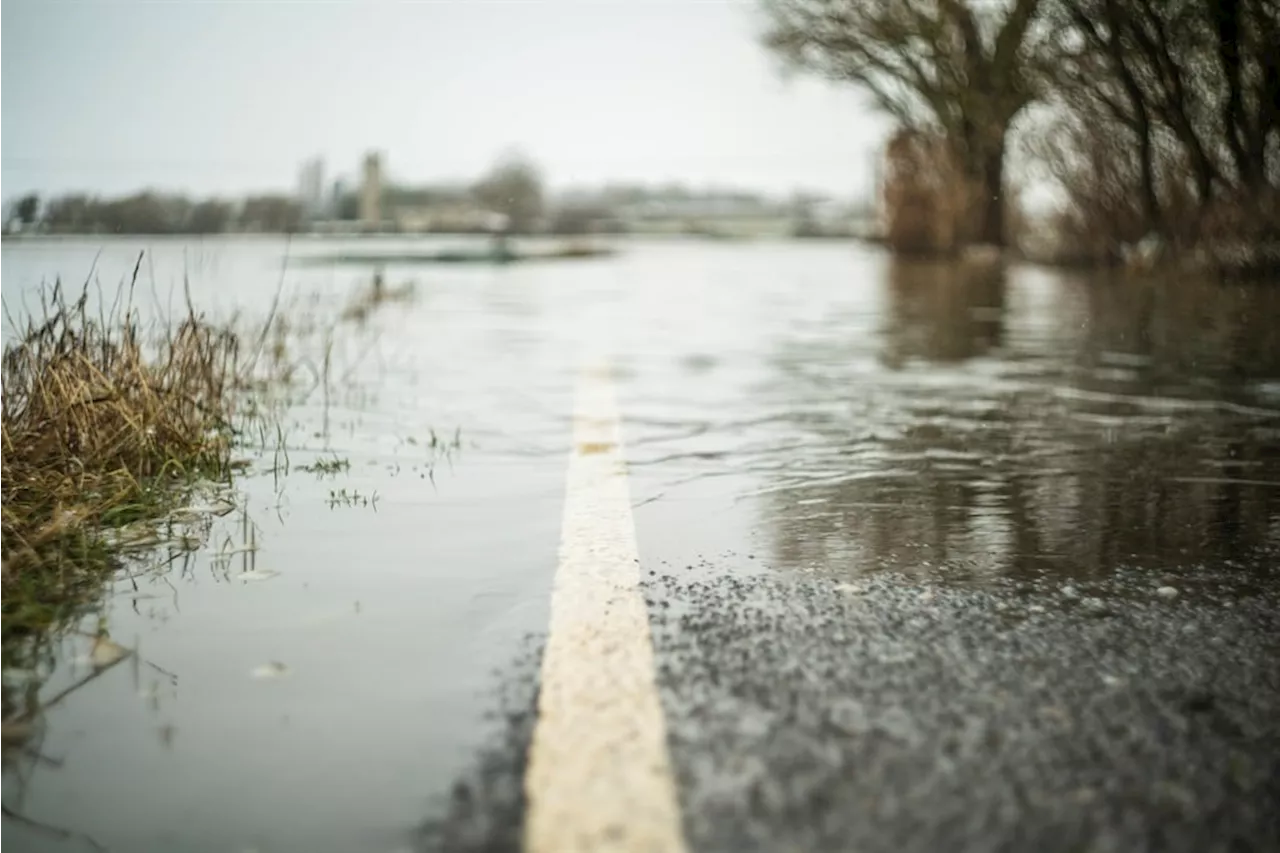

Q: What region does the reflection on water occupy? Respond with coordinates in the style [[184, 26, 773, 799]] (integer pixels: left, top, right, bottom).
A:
[[2, 516, 231, 852], [881, 258, 1006, 367], [763, 259, 1280, 584]]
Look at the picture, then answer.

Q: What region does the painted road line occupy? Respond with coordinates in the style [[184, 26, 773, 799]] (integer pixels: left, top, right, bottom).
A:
[[523, 361, 689, 853]]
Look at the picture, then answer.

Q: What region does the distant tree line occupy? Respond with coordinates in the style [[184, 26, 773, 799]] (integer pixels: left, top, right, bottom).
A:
[[5, 150, 876, 240], [6, 191, 306, 235], [418, 155, 844, 236], [471, 155, 545, 233], [764, 0, 1278, 272]]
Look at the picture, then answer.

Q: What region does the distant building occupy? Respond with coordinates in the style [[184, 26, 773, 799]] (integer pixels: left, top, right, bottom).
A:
[[320, 178, 368, 223], [297, 157, 326, 219], [613, 191, 790, 237], [360, 153, 383, 227], [382, 185, 492, 233]]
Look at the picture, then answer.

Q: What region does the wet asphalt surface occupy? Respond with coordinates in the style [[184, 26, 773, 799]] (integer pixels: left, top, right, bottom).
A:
[[644, 567, 1280, 853], [4, 239, 1280, 853], [418, 547, 1280, 853]]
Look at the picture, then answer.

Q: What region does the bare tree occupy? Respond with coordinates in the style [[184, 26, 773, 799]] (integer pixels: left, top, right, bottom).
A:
[[186, 199, 233, 235], [14, 194, 40, 225], [472, 155, 545, 235], [1044, 0, 1278, 261], [1026, 103, 1156, 264], [762, 0, 1054, 247], [42, 195, 95, 232]]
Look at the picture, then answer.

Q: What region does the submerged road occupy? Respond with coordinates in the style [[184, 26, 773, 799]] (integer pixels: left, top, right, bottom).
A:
[[413, 245, 1280, 853], [422, 357, 1280, 853], [523, 361, 686, 853]]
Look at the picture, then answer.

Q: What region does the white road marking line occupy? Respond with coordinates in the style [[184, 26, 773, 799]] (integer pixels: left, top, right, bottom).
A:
[[523, 361, 689, 853]]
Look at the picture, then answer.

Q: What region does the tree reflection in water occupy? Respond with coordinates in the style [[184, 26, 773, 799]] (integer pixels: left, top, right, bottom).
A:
[[764, 259, 1280, 586]]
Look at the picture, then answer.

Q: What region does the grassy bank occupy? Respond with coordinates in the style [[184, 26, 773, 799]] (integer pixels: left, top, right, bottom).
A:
[[1, 281, 246, 639]]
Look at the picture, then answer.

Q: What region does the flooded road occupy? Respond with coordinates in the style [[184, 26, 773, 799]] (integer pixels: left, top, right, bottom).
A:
[[3, 237, 1279, 852]]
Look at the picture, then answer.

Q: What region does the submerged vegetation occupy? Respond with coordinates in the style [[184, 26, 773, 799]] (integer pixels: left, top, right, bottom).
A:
[[1, 280, 246, 638], [326, 487, 380, 510], [340, 269, 417, 323], [298, 455, 352, 477], [0, 261, 450, 644], [1, 259, 460, 819]]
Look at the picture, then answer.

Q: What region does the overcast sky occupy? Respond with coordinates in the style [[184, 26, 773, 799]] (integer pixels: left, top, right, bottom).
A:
[[2, 0, 890, 201]]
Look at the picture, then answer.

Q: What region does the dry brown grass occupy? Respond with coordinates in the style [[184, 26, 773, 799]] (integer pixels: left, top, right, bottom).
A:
[[881, 128, 967, 256], [0, 264, 449, 641], [1, 279, 243, 635]]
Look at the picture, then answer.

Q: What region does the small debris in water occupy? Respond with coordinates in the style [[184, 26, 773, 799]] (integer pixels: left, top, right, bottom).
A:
[[1062, 585, 1079, 599], [251, 662, 290, 680], [90, 636, 130, 668], [184, 499, 238, 517], [1028, 604, 1046, 614], [237, 569, 281, 582], [1157, 586, 1180, 600], [835, 583, 865, 596]]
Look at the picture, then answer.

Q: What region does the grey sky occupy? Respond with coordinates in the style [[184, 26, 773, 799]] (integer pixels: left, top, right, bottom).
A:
[[2, 0, 889, 200]]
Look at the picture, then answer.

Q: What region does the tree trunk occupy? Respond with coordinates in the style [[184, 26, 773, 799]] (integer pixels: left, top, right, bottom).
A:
[[978, 140, 1006, 247], [956, 134, 1007, 248]]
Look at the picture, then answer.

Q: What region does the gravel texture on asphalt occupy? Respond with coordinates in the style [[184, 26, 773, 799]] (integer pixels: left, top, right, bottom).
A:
[[641, 559, 1280, 853], [415, 556, 1280, 853]]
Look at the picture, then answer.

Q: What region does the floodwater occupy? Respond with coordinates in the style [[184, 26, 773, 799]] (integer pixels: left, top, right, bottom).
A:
[[2, 236, 1279, 852]]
